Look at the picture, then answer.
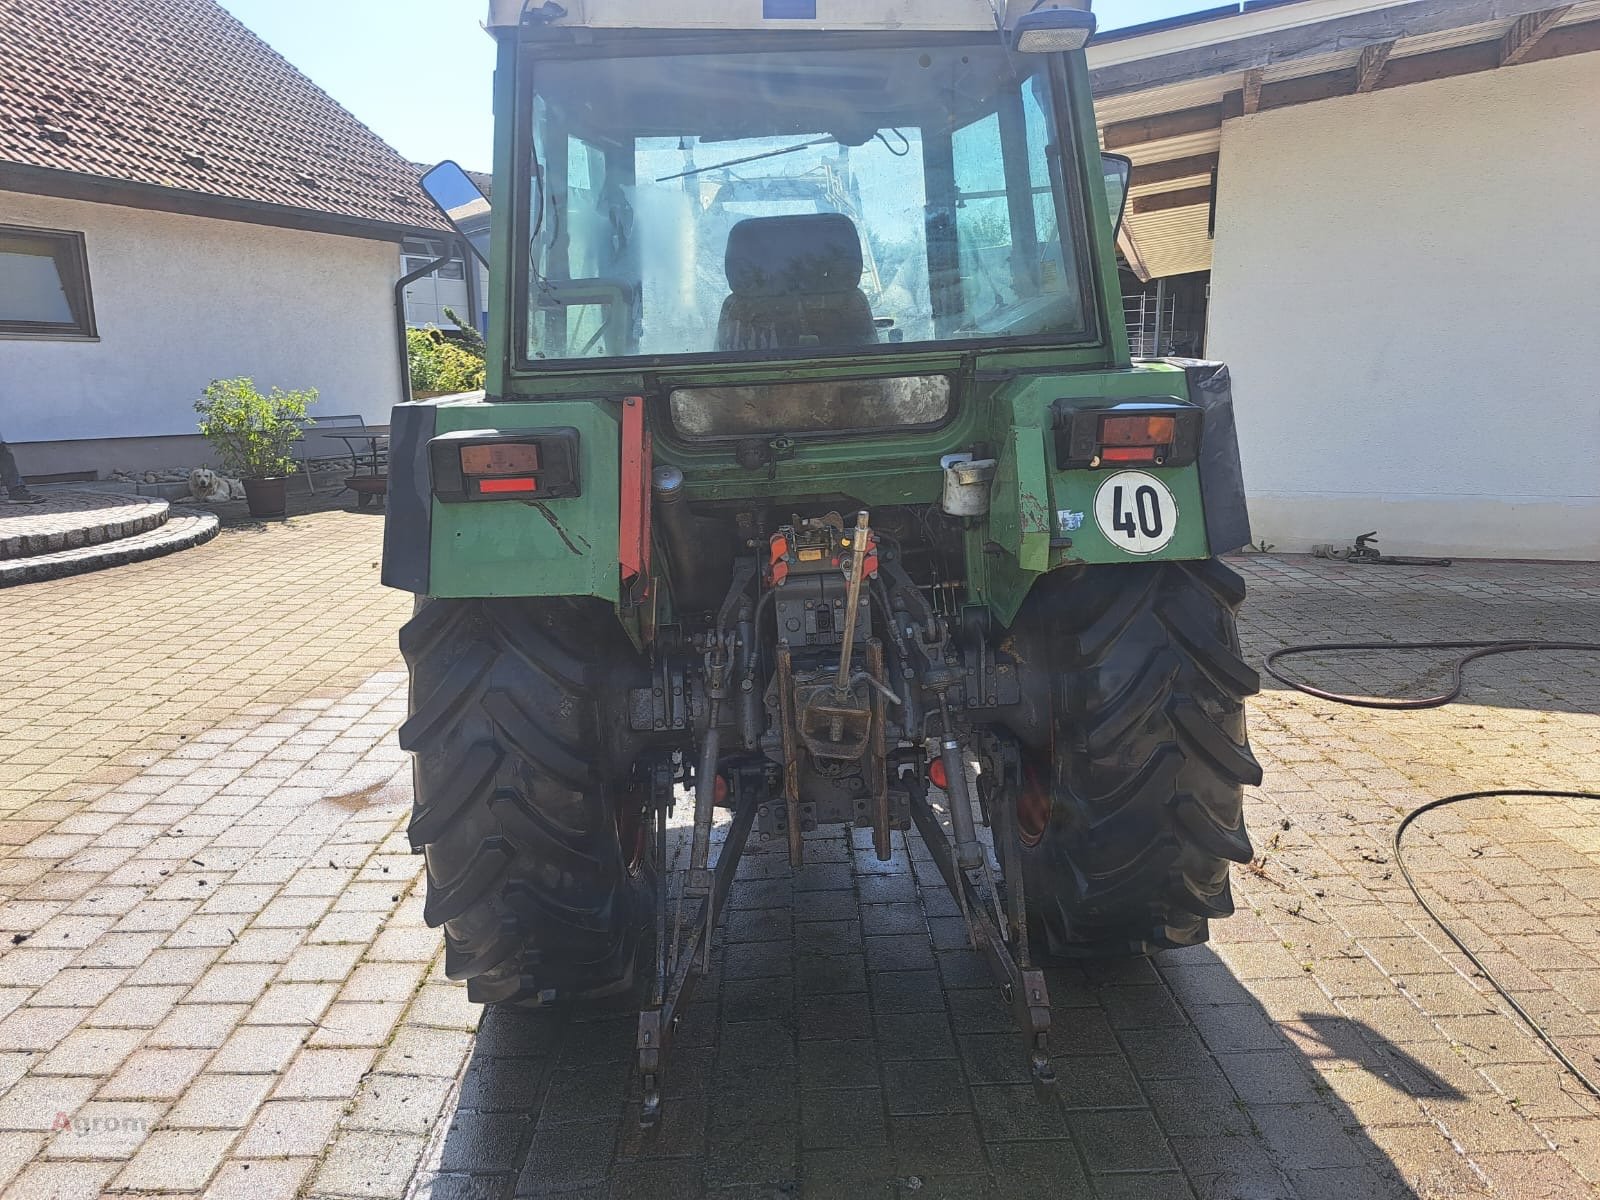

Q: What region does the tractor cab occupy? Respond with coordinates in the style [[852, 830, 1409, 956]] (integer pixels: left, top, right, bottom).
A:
[[424, 3, 1125, 432]]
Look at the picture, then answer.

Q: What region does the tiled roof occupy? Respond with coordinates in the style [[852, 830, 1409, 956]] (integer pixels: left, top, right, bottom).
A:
[[0, 0, 448, 233]]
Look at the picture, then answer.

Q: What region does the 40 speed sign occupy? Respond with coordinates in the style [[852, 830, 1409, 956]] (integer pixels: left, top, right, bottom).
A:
[[1093, 471, 1178, 555]]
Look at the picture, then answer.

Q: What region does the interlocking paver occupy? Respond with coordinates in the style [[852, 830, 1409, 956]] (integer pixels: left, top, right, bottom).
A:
[[111, 1127, 235, 1191], [165, 1072, 277, 1129], [96, 1047, 210, 1100], [1, 1158, 119, 1199], [234, 1097, 346, 1157]]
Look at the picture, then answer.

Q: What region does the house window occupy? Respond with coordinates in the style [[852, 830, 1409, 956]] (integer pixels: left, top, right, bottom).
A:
[[0, 225, 97, 339]]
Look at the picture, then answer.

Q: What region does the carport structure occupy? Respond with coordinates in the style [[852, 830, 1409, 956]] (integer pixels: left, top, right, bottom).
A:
[[1087, 0, 1600, 561]]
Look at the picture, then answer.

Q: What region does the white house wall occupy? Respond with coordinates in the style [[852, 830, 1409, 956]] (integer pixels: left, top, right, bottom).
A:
[[0, 190, 403, 449], [1206, 53, 1600, 561]]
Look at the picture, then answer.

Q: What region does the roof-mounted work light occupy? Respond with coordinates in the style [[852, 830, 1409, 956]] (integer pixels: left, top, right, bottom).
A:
[[1012, 7, 1097, 53]]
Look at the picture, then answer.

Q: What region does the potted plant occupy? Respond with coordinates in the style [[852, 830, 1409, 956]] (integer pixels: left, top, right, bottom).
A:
[[194, 377, 317, 518]]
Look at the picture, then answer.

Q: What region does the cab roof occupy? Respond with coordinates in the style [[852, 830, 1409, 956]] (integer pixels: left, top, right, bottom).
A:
[[486, 0, 1089, 34]]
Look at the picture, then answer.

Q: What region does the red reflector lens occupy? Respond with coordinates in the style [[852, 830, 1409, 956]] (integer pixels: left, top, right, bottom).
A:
[[1101, 446, 1160, 463], [928, 758, 948, 790], [461, 443, 540, 476], [1100, 415, 1176, 447], [477, 477, 539, 495]]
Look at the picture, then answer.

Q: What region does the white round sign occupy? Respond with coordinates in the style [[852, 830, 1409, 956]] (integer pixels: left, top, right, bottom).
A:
[[1093, 471, 1178, 555]]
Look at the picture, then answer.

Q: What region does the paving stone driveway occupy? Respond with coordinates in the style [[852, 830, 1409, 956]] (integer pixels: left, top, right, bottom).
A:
[[0, 512, 1597, 1199]]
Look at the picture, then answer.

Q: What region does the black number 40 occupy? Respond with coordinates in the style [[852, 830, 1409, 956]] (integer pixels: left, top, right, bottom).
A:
[[1112, 485, 1164, 540]]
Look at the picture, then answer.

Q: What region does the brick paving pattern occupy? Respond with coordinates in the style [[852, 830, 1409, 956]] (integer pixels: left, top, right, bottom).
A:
[[0, 510, 1596, 1198]]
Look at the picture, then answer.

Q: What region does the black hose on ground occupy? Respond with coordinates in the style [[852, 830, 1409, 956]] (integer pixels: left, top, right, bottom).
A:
[[1394, 789, 1600, 1100], [1264, 639, 1600, 709], [1263, 639, 1600, 1099]]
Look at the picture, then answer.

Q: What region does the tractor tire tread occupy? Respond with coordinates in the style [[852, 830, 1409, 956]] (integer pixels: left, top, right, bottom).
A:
[[402, 597, 647, 1006], [1015, 559, 1259, 958]]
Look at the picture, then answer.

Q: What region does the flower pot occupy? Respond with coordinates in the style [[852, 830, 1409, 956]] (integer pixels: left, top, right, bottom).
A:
[[243, 476, 288, 518]]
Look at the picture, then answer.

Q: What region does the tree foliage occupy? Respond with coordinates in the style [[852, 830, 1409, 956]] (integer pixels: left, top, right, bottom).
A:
[[408, 325, 487, 396]]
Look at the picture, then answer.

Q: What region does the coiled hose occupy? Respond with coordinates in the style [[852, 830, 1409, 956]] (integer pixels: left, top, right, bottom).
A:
[[1264, 639, 1600, 1098]]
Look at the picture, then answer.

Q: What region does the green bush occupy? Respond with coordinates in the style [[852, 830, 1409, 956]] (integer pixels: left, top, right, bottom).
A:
[[194, 377, 316, 479], [408, 325, 486, 395]]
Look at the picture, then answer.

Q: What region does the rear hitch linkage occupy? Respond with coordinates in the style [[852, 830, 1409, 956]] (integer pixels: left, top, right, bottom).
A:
[[635, 512, 1056, 1129]]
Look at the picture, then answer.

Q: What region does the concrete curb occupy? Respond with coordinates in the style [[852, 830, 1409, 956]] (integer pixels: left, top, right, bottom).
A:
[[0, 492, 173, 560], [0, 507, 221, 587]]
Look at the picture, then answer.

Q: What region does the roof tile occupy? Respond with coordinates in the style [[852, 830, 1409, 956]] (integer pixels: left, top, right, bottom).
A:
[[0, 0, 449, 232]]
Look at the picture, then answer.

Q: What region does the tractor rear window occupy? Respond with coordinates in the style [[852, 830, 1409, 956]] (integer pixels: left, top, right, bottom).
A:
[[670, 375, 951, 439], [519, 39, 1096, 367]]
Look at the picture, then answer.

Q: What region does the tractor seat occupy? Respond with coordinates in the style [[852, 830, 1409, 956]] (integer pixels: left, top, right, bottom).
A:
[[716, 214, 877, 352]]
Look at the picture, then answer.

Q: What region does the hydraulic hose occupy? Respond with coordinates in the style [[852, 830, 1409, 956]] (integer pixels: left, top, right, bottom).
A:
[[1264, 638, 1600, 1099]]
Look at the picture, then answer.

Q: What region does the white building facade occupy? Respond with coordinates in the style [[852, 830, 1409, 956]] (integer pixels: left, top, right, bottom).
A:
[[1091, 0, 1600, 560], [3, 190, 409, 476]]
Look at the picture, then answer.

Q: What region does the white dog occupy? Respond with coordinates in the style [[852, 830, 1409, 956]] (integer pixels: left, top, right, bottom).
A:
[[188, 467, 247, 503]]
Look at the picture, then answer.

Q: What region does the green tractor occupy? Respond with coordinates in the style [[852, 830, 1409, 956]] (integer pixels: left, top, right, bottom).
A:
[[387, 0, 1260, 1122]]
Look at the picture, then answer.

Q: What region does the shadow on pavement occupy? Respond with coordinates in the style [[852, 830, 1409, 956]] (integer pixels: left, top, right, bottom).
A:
[[414, 832, 1458, 1200]]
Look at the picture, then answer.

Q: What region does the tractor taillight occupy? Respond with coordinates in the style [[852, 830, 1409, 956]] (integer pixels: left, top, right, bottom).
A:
[[429, 428, 582, 503], [477, 477, 538, 495], [1054, 404, 1200, 470], [1101, 415, 1176, 448], [461, 443, 540, 476]]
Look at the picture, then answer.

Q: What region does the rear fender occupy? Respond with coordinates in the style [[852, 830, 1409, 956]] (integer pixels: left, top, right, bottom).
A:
[[976, 361, 1250, 625], [382, 395, 621, 600]]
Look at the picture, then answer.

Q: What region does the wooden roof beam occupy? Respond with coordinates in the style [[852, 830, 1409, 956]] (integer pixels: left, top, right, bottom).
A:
[[1101, 19, 1600, 152], [1090, 0, 1578, 96], [1501, 6, 1572, 66], [1355, 39, 1394, 91], [1102, 102, 1224, 151], [1257, 20, 1599, 110], [1131, 184, 1214, 215], [1129, 153, 1219, 188], [1242, 68, 1264, 114]]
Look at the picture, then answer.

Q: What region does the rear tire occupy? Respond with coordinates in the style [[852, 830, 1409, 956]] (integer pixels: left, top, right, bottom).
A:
[[1008, 559, 1261, 957], [398, 597, 651, 1005]]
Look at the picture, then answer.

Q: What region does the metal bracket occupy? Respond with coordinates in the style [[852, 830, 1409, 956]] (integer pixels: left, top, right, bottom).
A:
[[908, 778, 1055, 1087], [638, 793, 760, 1129], [775, 646, 805, 869]]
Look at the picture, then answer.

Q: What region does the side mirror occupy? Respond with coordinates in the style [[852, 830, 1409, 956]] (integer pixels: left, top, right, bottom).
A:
[[1102, 153, 1131, 238], [421, 161, 492, 266], [1012, 7, 1097, 53]]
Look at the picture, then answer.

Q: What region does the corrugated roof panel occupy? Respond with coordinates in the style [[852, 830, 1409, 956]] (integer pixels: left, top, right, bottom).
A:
[[1390, 16, 1510, 56], [1103, 129, 1225, 166], [1259, 45, 1362, 81], [1129, 173, 1211, 200], [1124, 204, 1214, 279], [1093, 74, 1239, 124]]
